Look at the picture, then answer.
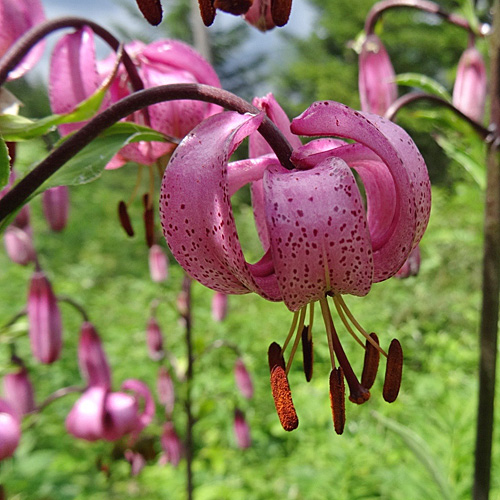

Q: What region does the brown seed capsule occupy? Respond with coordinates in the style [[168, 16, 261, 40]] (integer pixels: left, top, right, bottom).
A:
[[301, 325, 313, 382], [361, 332, 380, 390], [383, 339, 403, 403], [329, 368, 346, 435], [214, 0, 253, 15], [118, 201, 134, 237], [267, 342, 285, 371], [270, 366, 298, 431], [135, 0, 163, 25], [198, 0, 216, 25], [271, 0, 292, 27]]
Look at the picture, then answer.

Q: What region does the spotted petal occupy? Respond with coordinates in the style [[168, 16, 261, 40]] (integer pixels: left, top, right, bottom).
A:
[[160, 111, 282, 301], [291, 101, 431, 281]]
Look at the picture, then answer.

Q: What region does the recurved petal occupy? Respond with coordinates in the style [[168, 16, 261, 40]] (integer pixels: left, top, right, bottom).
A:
[[49, 27, 99, 136], [291, 101, 430, 281], [263, 158, 373, 311], [160, 111, 281, 301]]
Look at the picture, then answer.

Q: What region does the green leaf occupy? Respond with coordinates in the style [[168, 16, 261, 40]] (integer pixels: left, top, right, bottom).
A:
[[434, 134, 486, 189], [372, 411, 453, 500], [395, 73, 451, 101], [0, 137, 9, 190]]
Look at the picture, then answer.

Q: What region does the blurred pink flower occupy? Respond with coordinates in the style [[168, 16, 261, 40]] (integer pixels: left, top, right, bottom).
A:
[[4, 226, 36, 266], [234, 358, 254, 399], [0, 400, 21, 460], [146, 317, 165, 361], [395, 245, 421, 279], [160, 422, 182, 467], [42, 186, 70, 232], [27, 270, 62, 364], [157, 366, 175, 416], [211, 291, 228, 322], [233, 408, 251, 448], [125, 450, 146, 476], [78, 322, 112, 389], [149, 245, 169, 282], [3, 367, 35, 416]]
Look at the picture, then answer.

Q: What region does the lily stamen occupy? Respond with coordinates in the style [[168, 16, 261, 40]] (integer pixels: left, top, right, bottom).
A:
[[281, 310, 300, 354], [285, 306, 307, 375]]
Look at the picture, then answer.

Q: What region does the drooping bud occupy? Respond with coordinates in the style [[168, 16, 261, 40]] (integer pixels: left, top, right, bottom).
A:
[[135, 0, 163, 25], [125, 450, 146, 476], [27, 270, 63, 364], [149, 245, 169, 282], [42, 186, 69, 232], [270, 366, 299, 431], [233, 408, 251, 448], [359, 34, 397, 116], [453, 46, 487, 123], [4, 226, 36, 266], [329, 368, 346, 435], [211, 292, 228, 322], [118, 201, 134, 237], [157, 366, 175, 416], [0, 400, 21, 460], [78, 322, 112, 389], [160, 422, 182, 467], [395, 246, 421, 279], [3, 367, 35, 416], [102, 391, 140, 441], [301, 325, 313, 382], [360, 333, 380, 390], [234, 358, 254, 399], [383, 339, 403, 403], [146, 317, 165, 361]]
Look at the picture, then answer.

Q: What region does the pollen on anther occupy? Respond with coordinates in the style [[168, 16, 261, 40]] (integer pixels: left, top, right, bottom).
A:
[[329, 368, 346, 435], [361, 333, 380, 390], [383, 339, 403, 403], [270, 366, 299, 431]]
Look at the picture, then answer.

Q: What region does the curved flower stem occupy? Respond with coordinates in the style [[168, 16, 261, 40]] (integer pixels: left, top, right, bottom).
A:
[[473, 1, 500, 498], [0, 17, 144, 91], [0, 83, 294, 222], [29, 385, 84, 415], [364, 0, 486, 36], [57, 295, 90, 322], [384, 91, 491, 140]]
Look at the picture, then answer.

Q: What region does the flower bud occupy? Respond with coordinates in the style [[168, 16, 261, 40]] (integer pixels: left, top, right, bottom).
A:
[[233, 408, 251, 448], [453, 46, 487, 123], [157, 366, 175, 416], [359, 34, 397, 116], [0, 400, 21, 460], [27, 270, 62, 364], [149, 245, 169, 282], [211, 292, 228, 322], [4, 226, 36, 266], [78, 322, 111, 389], [3, 367, 35, 416], [146, 317, 165, 361], [160, 422, 182, 467], [234, 358, 254, 399], [395, 245, 421, 279], [42, 186, 69, 232], [125, 450, 146, 476]]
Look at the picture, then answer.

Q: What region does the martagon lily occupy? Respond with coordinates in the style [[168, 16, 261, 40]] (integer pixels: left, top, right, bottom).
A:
[[160, 96, 431, 434]]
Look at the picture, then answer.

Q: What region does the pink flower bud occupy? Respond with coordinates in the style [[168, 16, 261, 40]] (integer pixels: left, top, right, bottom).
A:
[[146, 317, 164, 361], [359, 34, 397, 116], [211, 292, 228, 322], [160, 422, 182, 467], [234, 358, 254, 399], [0, 400, 21, 460], [42, 186, 70, 232], [125, 450, 146, 476], [78, 322, 111, 389], [27, 270, 62, 364], [453, 46, 487, 123], [157, 366, 175, 416], [3, 367, 35, 416], [395, 245, 421, 279], [233, 409, 251, 449], [4, 226, 36, 266], [149, 245, 169, 282]]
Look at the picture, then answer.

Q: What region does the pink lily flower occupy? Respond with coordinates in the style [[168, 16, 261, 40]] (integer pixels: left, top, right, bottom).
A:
[[160, 421, 182, 467], [49, 28, 221, 168], [452, 45, 487, 123], [395, 245, 421, 279], [78, 322, 112, 389], [3, 367, 35, 416], [160, 96, 430, 432], [157, 366, 175, 416], [66, 379, 155, 442], [42, 186, 70, 232], [0, 0, 45, 80], [0, 400, 21, 460], [27, 270, 63, 364], [358, 34, 398, 116], [211, 291, 228, 322]]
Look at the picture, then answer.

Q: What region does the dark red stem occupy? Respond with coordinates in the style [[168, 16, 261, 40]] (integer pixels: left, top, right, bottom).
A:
[[0, 84, 294, 222]]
